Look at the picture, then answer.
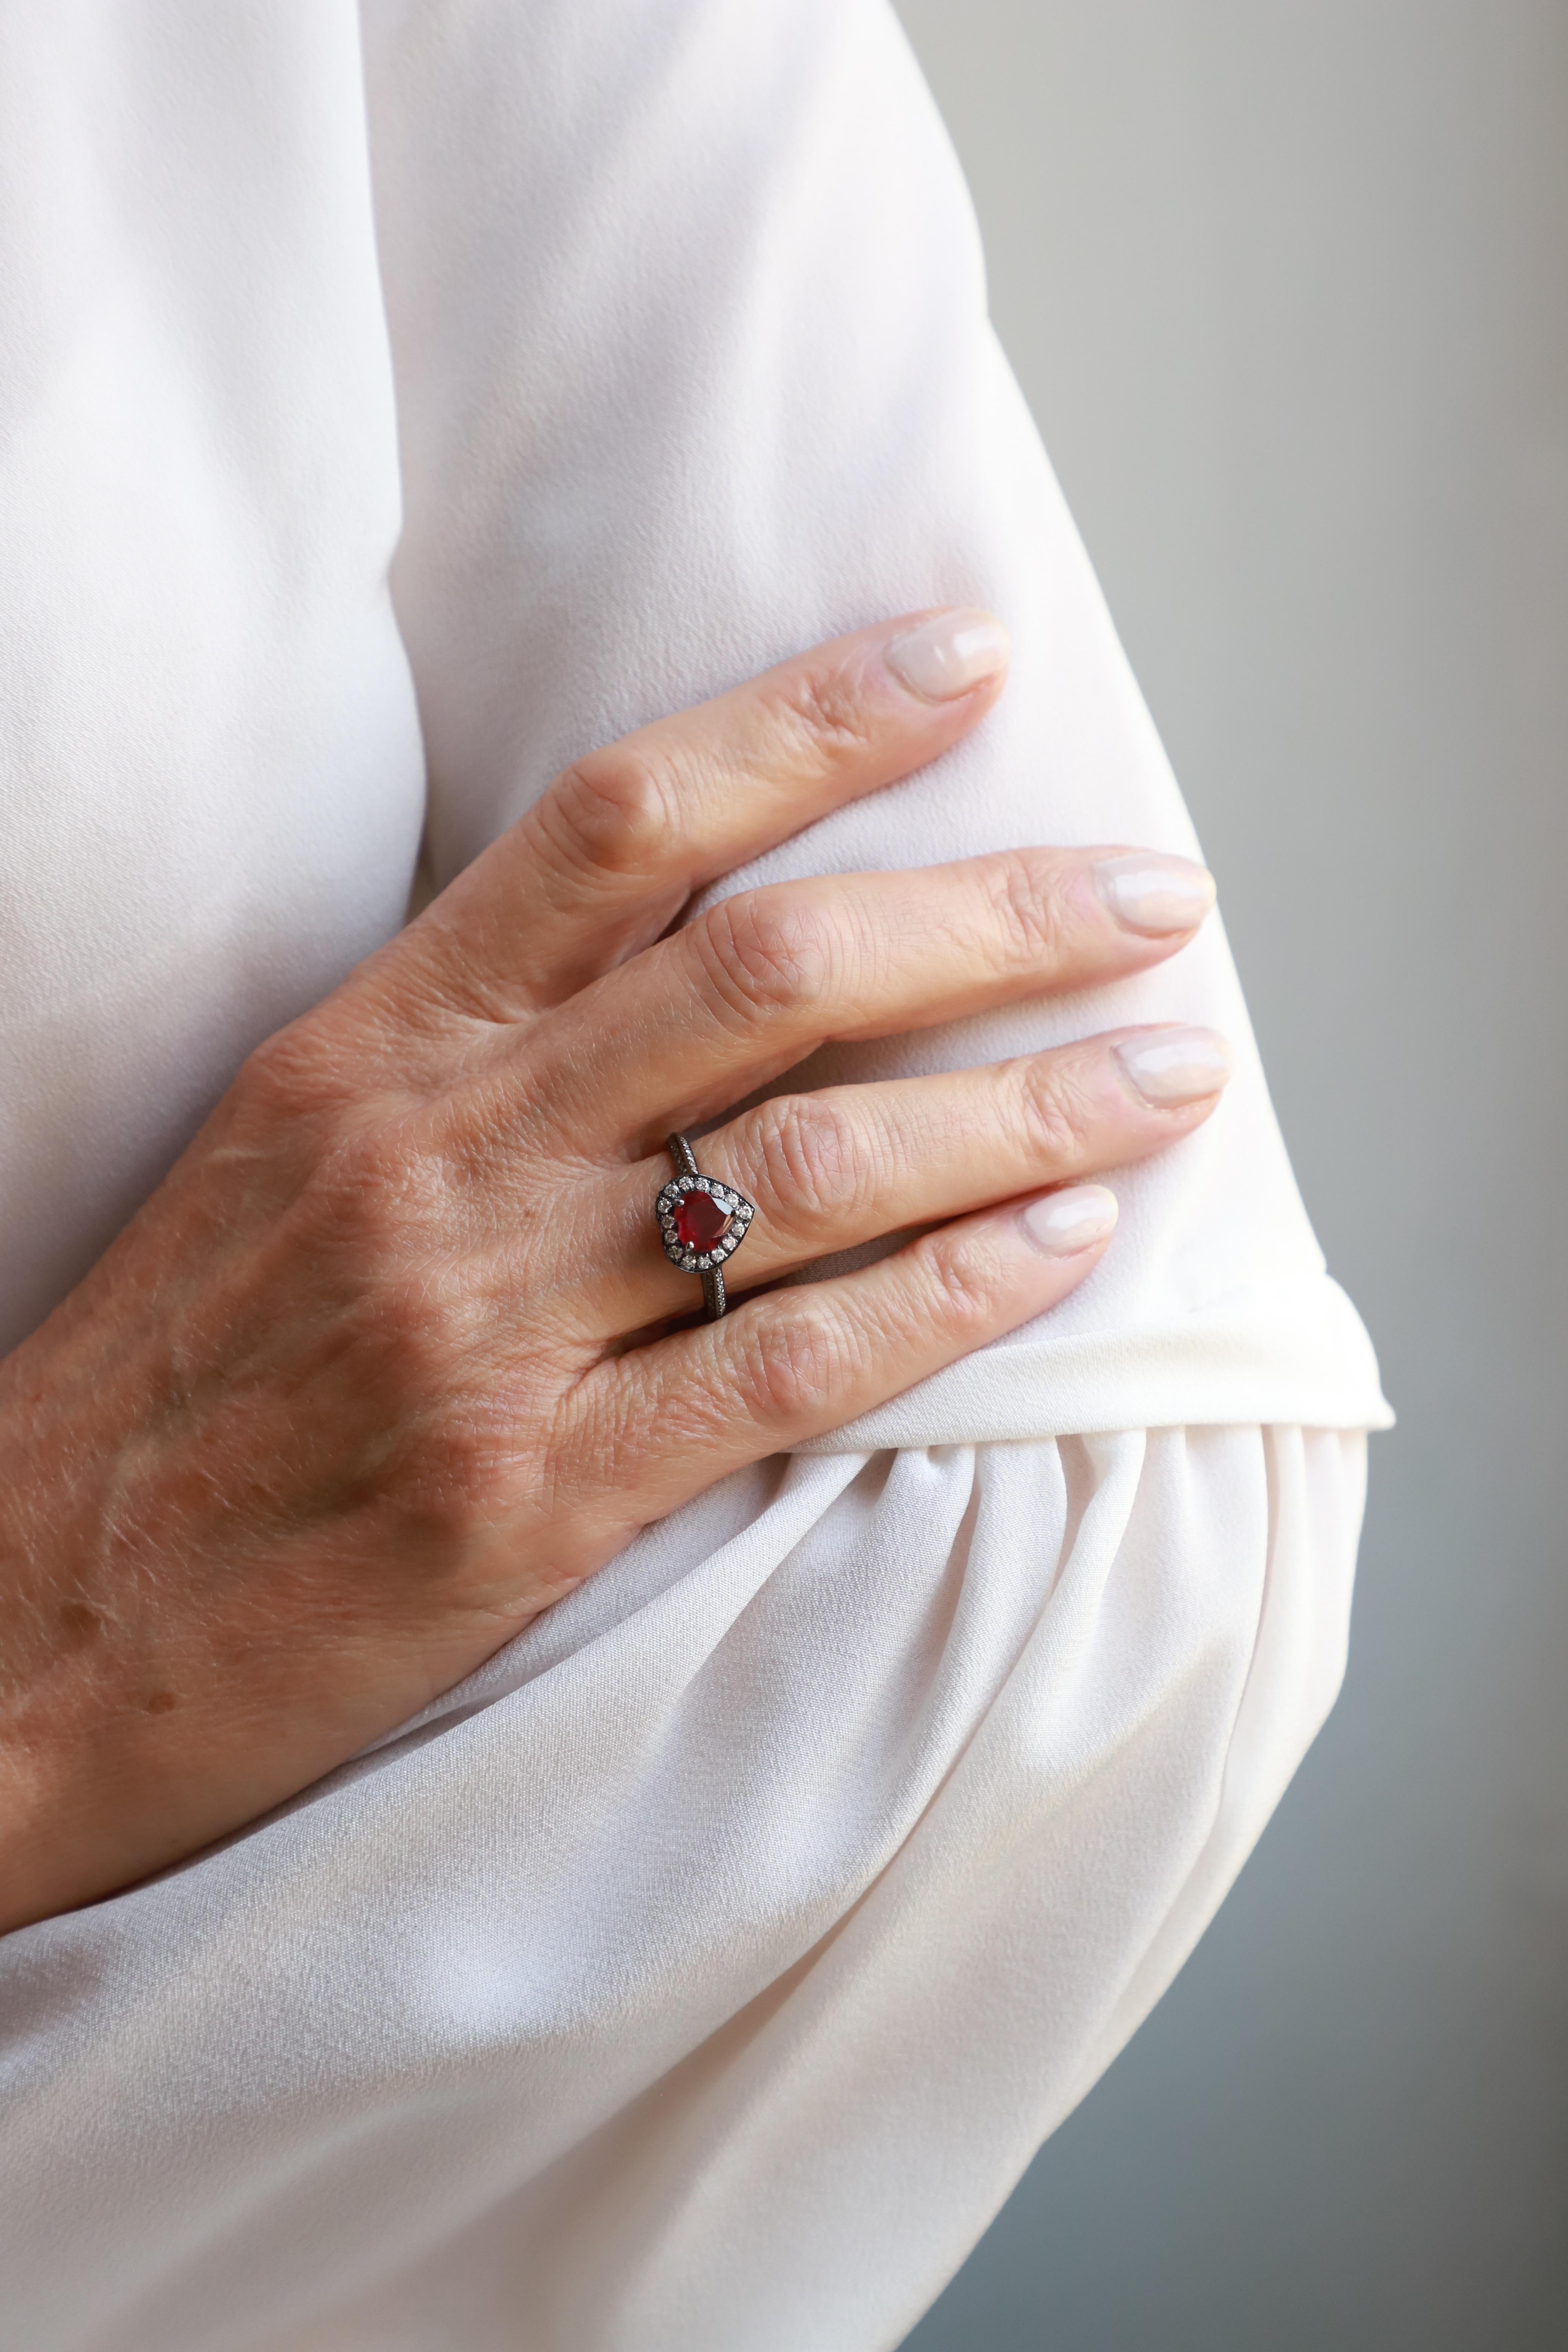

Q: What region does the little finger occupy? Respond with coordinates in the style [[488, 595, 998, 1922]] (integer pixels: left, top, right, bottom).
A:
[[550, 1184, 1121, 1540]]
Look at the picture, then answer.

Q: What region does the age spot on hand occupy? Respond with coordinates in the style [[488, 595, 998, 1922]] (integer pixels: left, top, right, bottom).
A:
[[58, 1601, 103, 1645]]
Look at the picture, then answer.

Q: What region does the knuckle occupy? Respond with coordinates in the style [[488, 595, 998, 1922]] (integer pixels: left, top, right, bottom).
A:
[[732, 1302, 854, 1429], [1014, 1053, 1095, 1165], [763, 662, 881, 767], [234, 1018, 342, 1126], [308, 1127, 456, 1276], [743, 1092, 867, 1230], [918, 1221, 1009, 1340], [988, 848, 1073, 973], [543, 746, 680, 884], [205, 1080, 566, 1553], [693, 889, 835, 1022], [289, 1141, 537, 1534]]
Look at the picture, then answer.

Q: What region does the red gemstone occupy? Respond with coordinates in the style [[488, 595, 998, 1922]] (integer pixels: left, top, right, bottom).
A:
[[672, 1190, 732, 1251]]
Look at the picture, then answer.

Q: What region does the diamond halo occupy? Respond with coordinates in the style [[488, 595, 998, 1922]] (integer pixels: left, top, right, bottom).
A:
[[654, 1171, 756, 1276]]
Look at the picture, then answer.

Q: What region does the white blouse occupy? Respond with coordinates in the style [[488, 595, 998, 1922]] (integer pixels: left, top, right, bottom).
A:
[[0, 3, 1390, 2347]]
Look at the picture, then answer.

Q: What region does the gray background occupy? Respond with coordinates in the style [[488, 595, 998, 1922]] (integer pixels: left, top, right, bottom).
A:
[[891, 5, 1568, 2347]]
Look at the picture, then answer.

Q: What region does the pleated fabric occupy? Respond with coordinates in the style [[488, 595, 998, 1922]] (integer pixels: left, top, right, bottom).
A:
[[0, 4, 1387, 2346]]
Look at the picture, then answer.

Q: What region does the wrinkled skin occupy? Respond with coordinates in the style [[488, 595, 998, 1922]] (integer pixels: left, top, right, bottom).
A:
[[0, 612, 1227, 1931]]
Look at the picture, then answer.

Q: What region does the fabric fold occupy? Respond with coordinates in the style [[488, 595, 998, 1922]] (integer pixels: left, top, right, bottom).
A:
[[0, 2, 1387, 2346]]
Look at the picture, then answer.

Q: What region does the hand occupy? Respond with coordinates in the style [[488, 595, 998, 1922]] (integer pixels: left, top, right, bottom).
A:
[[0, 610, 1228, 1931]]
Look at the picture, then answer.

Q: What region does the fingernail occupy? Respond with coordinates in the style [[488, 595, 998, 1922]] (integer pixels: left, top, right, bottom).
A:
[[1114, 1027, 1233, 1106], [1093, 851, 1216, 936], [1019, 1183, 1119, 1256], [884, 609, 1011, 702]]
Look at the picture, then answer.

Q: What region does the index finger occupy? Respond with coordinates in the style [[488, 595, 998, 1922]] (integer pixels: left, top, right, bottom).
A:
[[385, 608, 1011, 1026]]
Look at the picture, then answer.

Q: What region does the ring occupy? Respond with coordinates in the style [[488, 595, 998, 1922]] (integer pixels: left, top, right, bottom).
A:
[[655, 1133, 755, 1320]]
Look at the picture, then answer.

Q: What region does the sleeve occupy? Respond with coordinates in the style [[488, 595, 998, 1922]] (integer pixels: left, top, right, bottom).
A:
[[351, 0, 1386, 2329], [364, 0, 1388, 1445], [0, 7, 1391, 2350]]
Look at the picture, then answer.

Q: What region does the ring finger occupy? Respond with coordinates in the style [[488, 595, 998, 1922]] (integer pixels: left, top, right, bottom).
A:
[[509, 844, 1217, 1159], [567, 1020, 1233, 1340]]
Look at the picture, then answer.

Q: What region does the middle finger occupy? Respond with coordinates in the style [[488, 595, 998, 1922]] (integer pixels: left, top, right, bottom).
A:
[[510, 844, 1216, 1156]]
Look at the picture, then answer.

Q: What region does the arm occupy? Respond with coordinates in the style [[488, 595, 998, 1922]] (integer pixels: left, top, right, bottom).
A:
[[350, 0, 1389, 2329], [366, 0, 1386, 1439], [0, 5, 1387, 2346]]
